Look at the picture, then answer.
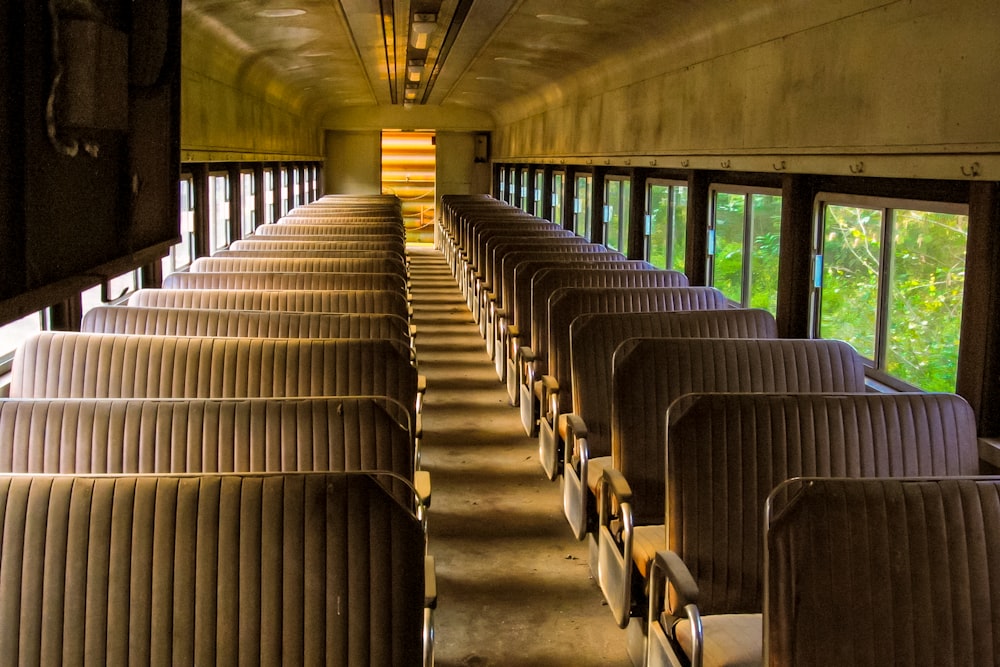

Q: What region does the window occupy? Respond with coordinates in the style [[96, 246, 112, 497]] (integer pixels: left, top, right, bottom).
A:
[[280, 168, 290, 216], [163, 176, 195, 275], [264, 168, 276, 224], [813, 196, 968, 391], [534, 171, 545, 218], [551, 172, 565, 226], [646, 180, 687, 272], [507, 167, 515, 204], [208, 173, 231, 251], [499, 169, 507, 203], [0, 311, 43, 374], [520, 168, 530, 212], [574, 175, 592, 238], [81, 269, 138, 314], [291, 166, 301, 209], [708, 187, 782, 311], [240, 171, 256, 239], [604, 177, 631, 253]]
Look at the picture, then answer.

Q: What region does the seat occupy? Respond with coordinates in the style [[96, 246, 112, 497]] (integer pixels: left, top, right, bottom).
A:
[[161, 271, 408, 294], [644, 392, 980, 667], [0, 471, 432, 666]]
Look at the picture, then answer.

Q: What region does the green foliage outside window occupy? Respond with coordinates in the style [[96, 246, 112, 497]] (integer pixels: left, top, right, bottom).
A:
[[648, 184, 687, 271], [819, 204, 967, 392]]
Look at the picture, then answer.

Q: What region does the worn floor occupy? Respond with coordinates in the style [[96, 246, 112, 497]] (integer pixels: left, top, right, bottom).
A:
[[408, 245, 630, 667]]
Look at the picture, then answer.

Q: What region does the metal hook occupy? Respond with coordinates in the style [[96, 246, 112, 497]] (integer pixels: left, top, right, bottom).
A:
[[680, 159, 689, 168], [961, 162, 981, 177], [773, 160, 786, 171], [720, 160, 732, 169], [849, 161, 865, 174]]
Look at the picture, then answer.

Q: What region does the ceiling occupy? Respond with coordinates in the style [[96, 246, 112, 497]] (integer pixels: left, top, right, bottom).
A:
[[181, 0, 689, 122]]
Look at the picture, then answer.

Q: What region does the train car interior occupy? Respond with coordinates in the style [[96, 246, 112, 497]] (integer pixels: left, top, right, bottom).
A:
[[2, 0, 1000, 665]]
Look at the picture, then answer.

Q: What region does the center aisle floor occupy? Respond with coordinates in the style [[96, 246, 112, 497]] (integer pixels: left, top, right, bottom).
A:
[[407, 245, 630, 667]]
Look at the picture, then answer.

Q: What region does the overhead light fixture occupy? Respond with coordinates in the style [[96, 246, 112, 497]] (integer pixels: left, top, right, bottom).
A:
[[404, 89, 418, 101], [410, 13, 436, 50], [536, 13, 589, 26], [255, 8, 306, 18], [407, 59, 425, 82]]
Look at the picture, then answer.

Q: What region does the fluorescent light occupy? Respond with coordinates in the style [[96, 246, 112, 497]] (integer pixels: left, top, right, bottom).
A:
[[410, 13, 436, 50], [255, 8, 306, 18]]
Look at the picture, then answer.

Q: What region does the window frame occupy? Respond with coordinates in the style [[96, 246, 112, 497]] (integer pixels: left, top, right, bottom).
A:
[[603, 175, 631, 253], [707, 184, 783, 309], [551, 171, 565, 226], [574, 174, 593, 239], [208, 171, 232, 251], [811, 192, 969, 390], [645, 178, 688, 272]]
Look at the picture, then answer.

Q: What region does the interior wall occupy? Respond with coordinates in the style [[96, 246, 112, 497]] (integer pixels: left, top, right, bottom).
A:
[[180, 13, 322, 162], [491, 0, 1000, 180], [324, 131, 382, 194], [436, 132, 491, 209]]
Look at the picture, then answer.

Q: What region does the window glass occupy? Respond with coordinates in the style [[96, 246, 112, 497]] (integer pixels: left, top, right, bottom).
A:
[[712, 192, 747, 303], [710, 188, 782, 310], [208, 173, 230, 250], [817, 200, 967, 390], [499, 169, 507, 203], [575, 175, 592, 238], [606, 180, 621, 251], [551, 173, 564, 226], [520, 169, 530, 212], [280, 169, 290, 216], [81, 270, 138, 313], [163, 177, 195, 275], [748, 194, 783, 312], [264, 169, 276, 224], [0, 311, 42, 369], [534, 171, 545, 218], [670, 187, 688, 273], [241, 171, 256, 239]]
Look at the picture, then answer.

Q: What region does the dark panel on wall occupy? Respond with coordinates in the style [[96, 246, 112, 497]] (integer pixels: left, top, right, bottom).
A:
[[0, 0, 179, 322]]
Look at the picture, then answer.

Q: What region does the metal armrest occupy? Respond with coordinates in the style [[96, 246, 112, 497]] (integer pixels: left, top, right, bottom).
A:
[[415, 470, 432, 509], [648, 550, 703, 667], [598, 467, 635, 628], [562, 413, 591, 540], [416, 374, 427, 415], [424, 555, 437, 667]]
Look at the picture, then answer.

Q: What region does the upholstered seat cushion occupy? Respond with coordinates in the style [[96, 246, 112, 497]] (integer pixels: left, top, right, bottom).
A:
[[674, 614, 762, 667]]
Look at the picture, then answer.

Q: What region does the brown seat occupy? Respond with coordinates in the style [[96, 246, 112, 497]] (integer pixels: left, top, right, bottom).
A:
[[0, 396, 419, 507], [0, 471, 429, 666], [561, 308, 777, 540], [128, 288, 410, 321], [229, 238, 405, 255], [764, 476, 1000, 667], [82, 306, 411, 346], [189, 256, 407, 276], [643, 392, 980, 667], [598, 338, 866, 636], [161, 271, 407, 294], [255, 222, 405, 237], [518, 284, 726, 437]]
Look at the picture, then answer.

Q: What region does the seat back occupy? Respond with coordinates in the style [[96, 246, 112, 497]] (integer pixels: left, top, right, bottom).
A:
[[229, 239, 404, 254], [613, 338, 866, 523], [161, 271, 407, 293], [128, 289, 409, 319], [82, 306, 410, 344], [766, 476, 998, 666], [667, 392, 979, 618], [0, 396, 415, 505], [255, 222, 405, 237], [10, 333, 417, 420], [0, 472, 424, 666], [189, 256, 406, 276], [570, 309, 777, 457]]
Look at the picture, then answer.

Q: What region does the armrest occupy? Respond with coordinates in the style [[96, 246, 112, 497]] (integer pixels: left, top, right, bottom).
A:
[[979, 437, 1000, 470], [648, 550, 704, 667], [409, 324, 418, 338], [540, 374, 559, 393], [415, 470, 432, 509], [518, 345, 536, 364], [507, 324, 520, 339], [495, 307, 506, 320], [425, 555, 437, 609], [600, 466, 633, 508], [487, 291, 497, 303], [564, 413, 589, 470], [654, 550, 700, 609]]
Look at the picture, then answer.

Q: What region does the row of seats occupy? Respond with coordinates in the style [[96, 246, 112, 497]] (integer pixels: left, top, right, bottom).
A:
[[0, 195, 435, 666], [438, 194, 998, 667]]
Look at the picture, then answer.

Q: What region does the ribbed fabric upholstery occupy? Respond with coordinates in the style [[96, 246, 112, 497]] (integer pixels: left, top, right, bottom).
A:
[[0, 397, 415, 505], [253, 226, 404, 240], [82, 307, 411, 342], [544, 283, 718, 414], [213, 249, 406, 261], [766, 477, 1000, 667], [128, 289, 409, 319], [161, 271, 407, 292], [10, 334, 417, 416], [279, 215, 401, 223], [230, 239, 405, 254], [482, 238, 594, 292], [502, 256, 649, 323], [668, 392, 979, 618], [570, 309, 777, 464], [613, 338, 865, 524], [0, 472, 424, 666], [469, 224, 566, 274], [255, 222, 405, 237], [189, 256, 406, 276], [527, 270, 719, 362]]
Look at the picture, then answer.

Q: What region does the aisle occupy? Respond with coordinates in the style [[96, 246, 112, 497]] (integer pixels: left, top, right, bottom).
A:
[[407, 245, 630, 667]]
